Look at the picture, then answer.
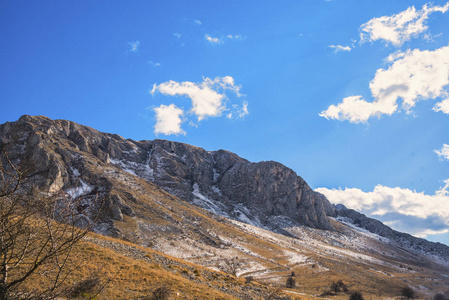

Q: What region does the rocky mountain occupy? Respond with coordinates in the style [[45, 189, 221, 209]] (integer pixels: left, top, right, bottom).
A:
[[0, 115, 335, 232], [1, 115, 449, 297]]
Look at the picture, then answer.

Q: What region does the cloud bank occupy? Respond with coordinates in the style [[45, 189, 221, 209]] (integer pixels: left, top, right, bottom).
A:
[[360, 2, 449, 46], [320, 45, 449, 123], [151, 76, 247, 135], [316, 180, 449, 237]]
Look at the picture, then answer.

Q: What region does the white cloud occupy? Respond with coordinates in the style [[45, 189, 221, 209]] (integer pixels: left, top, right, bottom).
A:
[[205, 34, 245, 44], [328, 44, 352, 53], [151, 76, 246, 122], [128, 41, 140, 53], [433, 98, 449, 114], [240, 101, 249, 118], [148, 61, 161, 67], [173, 33, 182, 38], [227, 100, 249, 119], [320, 95, 395, 123], [316, 179, 449, 237], [226, 34, 244, 40], [320, 45, 449, 123], [205, 34, 223, 44], [360, 2, 449, 46], [435, 144, 449, 160], [153, 104, 185, 136], [384, 51, 405, 62], [194, 19, 202, 25]]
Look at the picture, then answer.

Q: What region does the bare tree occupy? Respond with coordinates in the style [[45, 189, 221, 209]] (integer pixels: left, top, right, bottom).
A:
[[218, 256, 241, 276], [0, 153, 96, 299]]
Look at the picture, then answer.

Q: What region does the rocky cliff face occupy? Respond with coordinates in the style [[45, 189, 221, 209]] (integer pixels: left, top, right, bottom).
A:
[[0, 115, 336, 231]]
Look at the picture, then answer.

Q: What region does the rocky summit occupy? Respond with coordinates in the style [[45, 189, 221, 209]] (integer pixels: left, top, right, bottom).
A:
[[1, 115, 449, 297]]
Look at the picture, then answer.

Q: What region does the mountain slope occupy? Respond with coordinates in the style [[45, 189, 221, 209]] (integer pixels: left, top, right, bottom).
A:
[[1, 115, 449, 298]]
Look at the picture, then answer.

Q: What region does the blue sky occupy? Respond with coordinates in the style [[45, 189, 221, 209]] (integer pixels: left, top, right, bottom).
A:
[[1, 0, 449, 244]]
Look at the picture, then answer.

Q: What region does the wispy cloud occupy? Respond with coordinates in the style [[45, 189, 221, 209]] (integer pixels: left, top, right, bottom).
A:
[[226, 34, 245, 40], [316, 179, 449, 238], [205, 34, 223, 44], [205, 34, 245, 45], [194, 19, 202, 25], [360, 2, 449, 46], [153, 104, 185, 136], [320, 45, 449, 123], [128, 41, 140, 53], [227, 101, 249, 119], [148, 61, 161, 67], [328, 44, 352, 53], [173, 33, 182, 39], [435, 144, 449, 161]]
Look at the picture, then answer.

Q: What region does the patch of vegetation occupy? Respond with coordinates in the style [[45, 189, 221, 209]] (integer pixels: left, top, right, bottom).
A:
[[286, 272, 296, 288], [349, 291, 364, 300], [67, 275, 101, 299], [401, 286, 416, 299], [331, 280, 348, 293]]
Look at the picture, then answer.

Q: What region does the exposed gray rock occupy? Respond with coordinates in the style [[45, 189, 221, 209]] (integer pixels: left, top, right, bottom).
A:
[[336, 206, 449, 257], [105, 194, 135, 221]]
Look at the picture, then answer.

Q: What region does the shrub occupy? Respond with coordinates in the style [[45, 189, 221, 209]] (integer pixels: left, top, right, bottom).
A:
[[434, 293, 449, 300], [349, 291, 364, 300], [401, 286, 416, 299], [286, 276, 296, 288], [331, 280, 348, 293]]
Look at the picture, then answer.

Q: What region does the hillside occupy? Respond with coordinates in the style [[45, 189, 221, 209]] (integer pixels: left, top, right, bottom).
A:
[[1, 115, 449, 299]]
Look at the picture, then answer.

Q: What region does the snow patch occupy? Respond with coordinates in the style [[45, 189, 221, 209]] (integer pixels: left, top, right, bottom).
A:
[[232, 204, 264, 228], [213, 168, 219, 182], [192, 183, 229, 217], [66, 180, 93, 199], [212, 185, 222, 196], [334, 216, 388, 242], [283, 250, 308, 265], [109, 156, 154, 180], [69, 166, 81, 178]]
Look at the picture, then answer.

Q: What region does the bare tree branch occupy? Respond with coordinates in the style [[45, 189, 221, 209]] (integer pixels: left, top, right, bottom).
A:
[[0, 152, 102, 300]]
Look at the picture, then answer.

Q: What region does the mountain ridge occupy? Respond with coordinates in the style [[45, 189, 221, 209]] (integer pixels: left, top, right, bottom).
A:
[[2, 115, 449, 296], [1, 115, 336, 231]]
